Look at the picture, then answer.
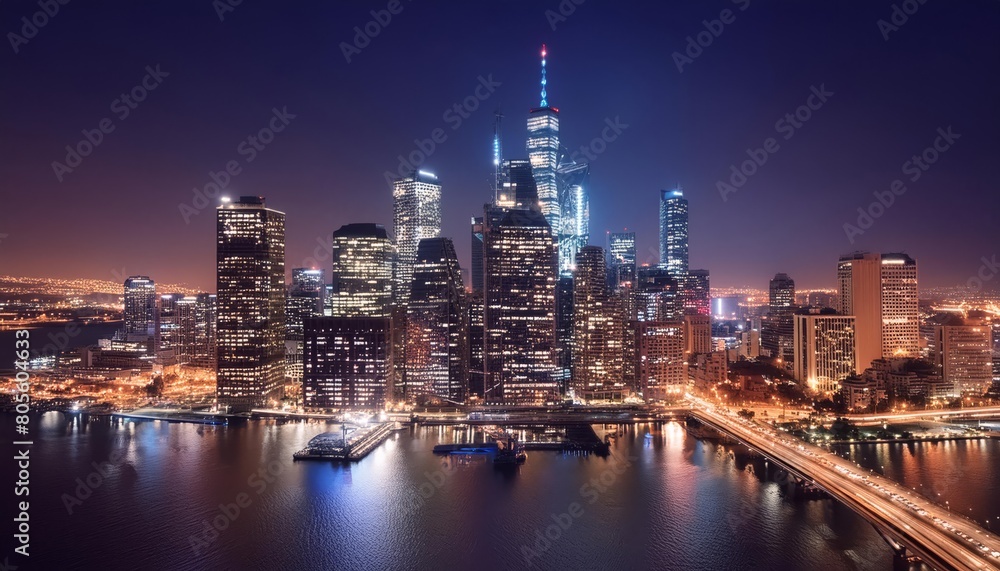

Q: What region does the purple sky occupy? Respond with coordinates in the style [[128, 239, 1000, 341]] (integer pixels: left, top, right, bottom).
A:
[[1, 1, 998, 292]]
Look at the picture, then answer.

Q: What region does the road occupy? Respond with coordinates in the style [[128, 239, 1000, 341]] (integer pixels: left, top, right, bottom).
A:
[[690, 399, 1000, 570], [846, 406, 1000, 423]]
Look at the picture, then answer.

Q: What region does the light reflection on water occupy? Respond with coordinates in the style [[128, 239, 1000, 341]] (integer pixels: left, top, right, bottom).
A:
[[12, 413, 993, 570]]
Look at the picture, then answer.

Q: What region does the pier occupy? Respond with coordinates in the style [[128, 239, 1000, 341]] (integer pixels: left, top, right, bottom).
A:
[[294, 422, 394, 462]]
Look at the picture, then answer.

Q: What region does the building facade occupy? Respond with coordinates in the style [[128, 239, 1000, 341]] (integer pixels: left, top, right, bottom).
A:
[[330, 224, 392, 318], [793, 311, 857, 394], [392, 171, 442, 305], [302, 317, 390, 410], [216, 196, 286, 411]]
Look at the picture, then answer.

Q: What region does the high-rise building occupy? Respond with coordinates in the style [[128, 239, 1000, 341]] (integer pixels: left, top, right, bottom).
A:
[[286, 268, 325, 340], [392, 171, 442, 305], [504, 159, 539, 210], [769, 273, 796, 309], [684, 269, 710, 316], [330, 224, 392, 318], [658, 188, 688, 277], [935, 320, 993, 395], [838, 252, 919, 372], [157, 293, 198, 364], [302, 317, 390, 410], [554, 275, 574, 392], [572, 246, 624, 399], [762, 273, 796, 367], [635, 267, 681, 322], [556, 161, 590, 275], [683, 314, 712, 358], [793, 309, 857, 394], [638, 321, 686, 401], [527, 45, 560, 234], [216, 196, 286, 412], [123, 276, 156, 344], [193, 293, 217, 368], [609, 232, 637, 291], [405, 238, 468, 403], [285, 268, 325, 382], [467, 291, 486, 399], [471, 216, 485, 293], [483, 204, 558, 404]]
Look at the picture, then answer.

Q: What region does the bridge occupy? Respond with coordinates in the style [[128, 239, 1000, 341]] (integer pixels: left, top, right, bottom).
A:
[[690, 400, 1000, 570], [845, 405, 1000, 426]]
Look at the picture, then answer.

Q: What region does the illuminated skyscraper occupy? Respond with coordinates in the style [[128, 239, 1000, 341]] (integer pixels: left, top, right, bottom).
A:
[[556, 161, 590, 275], [935, 319, 993, 395], [609, 232, 637, 291], [303, 317, 389, 410], [659, 188, 688, 277], [123, 276, 156, 343], [837, 252, 919, 372], [638, 321, 686, 401], [216, 196, 286, 412], [392, 170, 442, 305], [471, 216, 485, 293], [635, 267, 681, 322], [504, 159, 539, 210], [527, 45, 560, 234], [158, 293, 196, 364], [406, 237, 468, 403], [683, 269, 710, 316], [286, 268, 325, 340], [330, 224, 392, 318], [483, 204, 558, 404], [572, 246, 624, 399], [793, 309, 857, 394], [763, 273, 796, 366]]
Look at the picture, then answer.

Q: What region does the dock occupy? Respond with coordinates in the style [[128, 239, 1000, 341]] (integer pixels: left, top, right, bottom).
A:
[[293, 422, 394, 462]]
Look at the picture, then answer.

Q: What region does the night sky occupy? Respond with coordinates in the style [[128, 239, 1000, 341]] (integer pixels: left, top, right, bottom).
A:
[[1, 1, 998, 291]]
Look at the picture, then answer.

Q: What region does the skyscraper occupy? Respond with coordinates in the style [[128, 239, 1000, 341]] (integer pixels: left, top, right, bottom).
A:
[[638, 321, 686, 401], [793, 309, 857, 393], [635, 267, 681, 322], [527, 45, 560, 233], [471, 216, 485, 293], [216, 196, 286, 412], [303, 317, 390, 410], [392, 170, 442, 305], [286, 268, 325, 340], [763, 273, 796, 366], [659, 188, 688, 277], [555, 161, 590, 275], [572, 246, 624, 400], [285, 268, 325, 382], [406, 237, 468, 403], [330, 224, 392, 318], [684, 269, 710, 316], [935, 319, 993, 395], [483, 204, 558, 404], [609, 231, 637, 291], [838, 252, 919, 372], [504, 159, 539, 210], [123, 276, 156, 343]]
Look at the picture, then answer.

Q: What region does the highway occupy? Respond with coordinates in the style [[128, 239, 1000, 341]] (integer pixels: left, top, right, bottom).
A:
[[690, 399, 1000, 570], [845, 406, 1000, 424]]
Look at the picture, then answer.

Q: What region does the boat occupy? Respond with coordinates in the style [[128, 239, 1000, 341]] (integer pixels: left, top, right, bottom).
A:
[[493, 435, 526, 465]]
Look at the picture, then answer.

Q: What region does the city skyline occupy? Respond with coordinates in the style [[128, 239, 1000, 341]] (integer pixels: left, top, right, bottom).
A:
[[1, 3, 997, 292]]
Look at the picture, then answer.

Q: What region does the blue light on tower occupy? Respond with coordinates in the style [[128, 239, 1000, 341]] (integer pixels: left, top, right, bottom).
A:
[[540, 44, 548, 107]]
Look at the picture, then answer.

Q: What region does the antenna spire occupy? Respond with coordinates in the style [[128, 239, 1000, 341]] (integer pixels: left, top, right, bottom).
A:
[[493, 107, 504, 200], [540, 44, 548, 107]]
